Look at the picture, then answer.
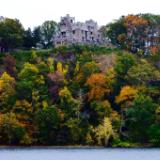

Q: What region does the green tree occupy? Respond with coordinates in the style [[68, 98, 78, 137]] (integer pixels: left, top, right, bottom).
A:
[[40, 20, 57, 48], [35, 106, 61, 144], [23, 28, 35, 49], [106, 17, 126, 47], [0, 18, 24, 52], [17, 62, 46, 100], [125, 94, 156, 143], [148, 124, 160, 146], [126, 59, 160, 85], [114, 53, 136, 77], [32, 26, 41, 47]]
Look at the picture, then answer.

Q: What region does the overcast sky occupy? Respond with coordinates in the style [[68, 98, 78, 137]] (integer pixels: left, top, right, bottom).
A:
[[0, 0, 160, 29]]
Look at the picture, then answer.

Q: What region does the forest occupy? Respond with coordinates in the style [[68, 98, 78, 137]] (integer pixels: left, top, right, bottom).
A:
[[0, 45, 160, 146], [0, 13, 160, 147]]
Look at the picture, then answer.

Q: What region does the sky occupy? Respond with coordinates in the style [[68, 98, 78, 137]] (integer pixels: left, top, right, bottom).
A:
[[0, 0, 160, 29]]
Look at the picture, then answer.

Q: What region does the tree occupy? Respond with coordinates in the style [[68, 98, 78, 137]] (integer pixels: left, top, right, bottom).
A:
[[126, 59, 160, 85], [114, 53, 136, 77], [148, 124, 160, 146], [59, 86, 79, 118], [17, 62, 45, 100], [125, 94, 156, 143], [0, 113, 25, 144], [95, 117, 115, 146], [0, 18, 24, 52], [13, 100, 32, 125], [23, 28, 35, 49], [32, 26, 41, 47], [2, 54, 16, 77], [48, 71, 65, 102], [35, 106, 61, 144], [124, 15, 148, 27], [116, 85, 138, 137], [89, 100, 120, 127], [86, 73, 109, 101], [106, 17, 126, 47], [65, 118, 82, 144], [0, 72, 15, 111], [40, 20, 57, 48], [106, 14, 160, 54], [76, 61, 100, 85], [116, 86, 138, 106]]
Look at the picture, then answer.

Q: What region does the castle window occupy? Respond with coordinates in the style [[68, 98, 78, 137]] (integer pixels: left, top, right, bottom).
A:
[[61, 32, 66, 37], [73, 30, 75, 34]]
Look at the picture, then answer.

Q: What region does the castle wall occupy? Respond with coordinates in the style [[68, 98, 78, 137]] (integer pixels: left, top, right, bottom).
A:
[[54, 14, 105, 46]]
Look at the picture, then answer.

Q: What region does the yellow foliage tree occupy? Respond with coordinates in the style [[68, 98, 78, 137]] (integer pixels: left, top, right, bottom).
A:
[[116, 86, 138, 106], [13, 100, 32, 125], [59, 86, 72, 99], [57, 62, 68, 75], [0, 72, 15, 109], [57, 62, 63, 73], [95, 117, 115, 146], [47, 57, 54, 72]]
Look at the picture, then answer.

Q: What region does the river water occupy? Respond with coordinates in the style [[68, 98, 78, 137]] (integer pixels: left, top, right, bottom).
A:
[[0, 148, 159, 160]]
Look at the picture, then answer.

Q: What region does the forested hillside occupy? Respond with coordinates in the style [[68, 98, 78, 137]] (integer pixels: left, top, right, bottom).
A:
[[0, 45, 160, 146]]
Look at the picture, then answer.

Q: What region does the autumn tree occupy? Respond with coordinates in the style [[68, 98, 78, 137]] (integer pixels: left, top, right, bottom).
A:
[[116, 86, 138, 107], [48, 71, 65, 102], [86, 73, 109, 101], [124, 15, 148, 27], [0, 113, 26, 144], [59, 86, 79, 118], [95, 117, 115, 146], [2, 54, 16, 77], [17, 62, 46, 99], [13, 100, 32, 126], [0, 72, 15, 111], [116, 85, 138, 137], [106, 17, 126, 47], [126, 59, 160, 85], [77, 61, 99, 85]]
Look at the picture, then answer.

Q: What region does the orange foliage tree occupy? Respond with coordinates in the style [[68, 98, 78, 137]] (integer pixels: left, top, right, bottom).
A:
[[124, 15, 148, 27], [86, 73, 110, 101]]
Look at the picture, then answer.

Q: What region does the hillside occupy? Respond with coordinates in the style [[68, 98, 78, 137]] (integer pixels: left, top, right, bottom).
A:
[[0, 45, 160, 146]]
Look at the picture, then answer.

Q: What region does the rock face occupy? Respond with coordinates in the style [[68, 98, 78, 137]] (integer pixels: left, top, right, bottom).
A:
[[54, 14, 105, 46]]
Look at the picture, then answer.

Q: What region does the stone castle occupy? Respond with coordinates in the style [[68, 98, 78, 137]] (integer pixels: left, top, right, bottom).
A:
[[54, 14, 105, 46]]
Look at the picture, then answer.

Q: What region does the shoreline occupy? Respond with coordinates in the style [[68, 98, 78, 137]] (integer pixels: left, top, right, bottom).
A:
[[0, 145, 159, 149]]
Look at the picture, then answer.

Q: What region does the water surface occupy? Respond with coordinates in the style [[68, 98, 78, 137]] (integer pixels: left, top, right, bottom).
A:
[[0, 148, 159, 160]]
